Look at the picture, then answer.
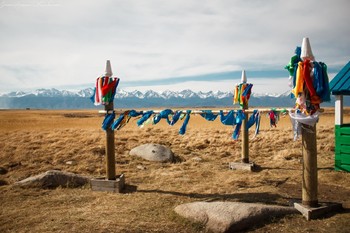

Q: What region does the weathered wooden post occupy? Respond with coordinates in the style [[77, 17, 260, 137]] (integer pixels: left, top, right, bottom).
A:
[[105, 101, 116, 180], [241, 70, 249, 164], [301, 123, 318, 207], [289, 38, 342, 219], [229, 70, 254, 171], [91, 60, 125, 192], [104, 60, 116, 180], [241, 113, 249, 163]]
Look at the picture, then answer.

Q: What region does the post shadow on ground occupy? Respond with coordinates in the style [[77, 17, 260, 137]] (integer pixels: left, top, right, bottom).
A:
[[122, 184, 138, 193], [126, 187, 291, 206], [252, 164, 299, 172]]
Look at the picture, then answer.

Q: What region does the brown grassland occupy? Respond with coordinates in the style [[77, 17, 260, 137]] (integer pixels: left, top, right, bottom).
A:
[[0, 108, 349, 232]]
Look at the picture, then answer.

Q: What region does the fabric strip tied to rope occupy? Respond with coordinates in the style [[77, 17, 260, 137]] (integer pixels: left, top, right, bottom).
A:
[[102, 108, 264, 139], [102, 112, 115, 130], [179, 110, 191, 135]]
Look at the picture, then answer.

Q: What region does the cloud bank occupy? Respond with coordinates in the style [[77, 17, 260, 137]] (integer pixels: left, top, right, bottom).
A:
[[0, 0, 349, 93]]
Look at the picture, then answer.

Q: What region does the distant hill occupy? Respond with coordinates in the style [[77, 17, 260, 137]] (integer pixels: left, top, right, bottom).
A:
[[0, 88, 346, 109]]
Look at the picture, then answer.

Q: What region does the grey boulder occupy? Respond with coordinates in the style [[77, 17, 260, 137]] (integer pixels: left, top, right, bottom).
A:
[[129, 143, 174, 162], [174, 201, 297, 233], [15, 170, 90, 189]]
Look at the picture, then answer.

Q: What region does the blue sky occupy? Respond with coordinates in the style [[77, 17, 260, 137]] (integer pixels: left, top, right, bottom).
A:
[[0, 0, 349, 94]]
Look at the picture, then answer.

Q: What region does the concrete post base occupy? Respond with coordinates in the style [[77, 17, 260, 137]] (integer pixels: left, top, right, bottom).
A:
[[91, 174, 125, 193], [229, 162, 255, 171], [294, 202, 342, 221]]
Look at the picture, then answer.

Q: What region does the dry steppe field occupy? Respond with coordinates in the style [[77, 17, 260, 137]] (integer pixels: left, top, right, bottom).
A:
[[0, 108, 349, 232]]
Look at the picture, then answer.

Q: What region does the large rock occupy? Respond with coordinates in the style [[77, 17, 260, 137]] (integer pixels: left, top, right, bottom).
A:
[[129, 143, 174, 162], [15, 170, 90, 189], [174, 201, 297, 233]]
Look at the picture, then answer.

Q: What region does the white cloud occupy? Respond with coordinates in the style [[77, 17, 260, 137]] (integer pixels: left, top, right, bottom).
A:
[[0, 0, 349, 92]]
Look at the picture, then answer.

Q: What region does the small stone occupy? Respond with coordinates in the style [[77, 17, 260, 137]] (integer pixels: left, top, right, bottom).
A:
[[192, 157, 203, 162], [66, 160, 77, 165], [136, 165, 147, 170]]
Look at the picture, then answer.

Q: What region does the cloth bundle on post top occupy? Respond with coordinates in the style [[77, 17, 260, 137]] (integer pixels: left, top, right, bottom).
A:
[[91, 76, 120, 106], [233, 70, 253, 109], [233, 83, 253, 108], [285, 39, 330, 116], [285, 38, 330, 138]]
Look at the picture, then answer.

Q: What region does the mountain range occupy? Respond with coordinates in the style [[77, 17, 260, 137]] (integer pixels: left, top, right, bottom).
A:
[[0, 88, 343, 109]]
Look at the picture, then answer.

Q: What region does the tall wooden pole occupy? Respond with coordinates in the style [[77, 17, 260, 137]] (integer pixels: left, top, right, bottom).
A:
[[241, 110, 249, 163], [240, 70, 249, 164], [301, 123, 318, 207], [105, 102, 116, 180], [104, 60, 116, 180]]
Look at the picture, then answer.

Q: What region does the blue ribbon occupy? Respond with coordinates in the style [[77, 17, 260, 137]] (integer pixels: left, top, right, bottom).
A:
[[129, 110, 143, 117], [232, 123, 242, 140], [111, 114, 124, 130], [232, 110, 245, 140], [110, 78, 120, 101], [319, 62, 331, 102], [137, 110, 154, 126], [247, 110, 260, 136], [102, 112, 115, 130], [219, 110, 236, 125], [242, 83, 253, 97], [247, 110, 257, 128], [200, 110, 218, 121], [170, 110, 183, 125], [153, 109, 173, 125], [179, 110, 191, 135]]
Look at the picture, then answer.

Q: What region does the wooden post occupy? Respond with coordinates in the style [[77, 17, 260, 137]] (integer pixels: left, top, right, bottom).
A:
[[241, 111, 249, 163], [301, 123, 318, 207], [105, 102, 116, 180], [240, 70, 249, 164], [335, 95, 343, 126], [91, 60, 125, 193]]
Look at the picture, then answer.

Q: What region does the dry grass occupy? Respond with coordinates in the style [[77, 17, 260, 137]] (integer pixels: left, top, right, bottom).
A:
[[0, 108, 350, 232]]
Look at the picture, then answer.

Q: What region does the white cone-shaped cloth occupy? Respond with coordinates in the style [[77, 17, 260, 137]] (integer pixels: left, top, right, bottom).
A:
[[301, 37, 314, 61], [105, 60, 113, 77], [241, 70, 247, 83]]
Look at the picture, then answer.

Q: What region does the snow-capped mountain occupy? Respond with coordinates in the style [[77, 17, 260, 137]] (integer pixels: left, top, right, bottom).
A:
[[1, 88, 94, 98], [0, 87, 338, 109], [0, 88, 233, 99]]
